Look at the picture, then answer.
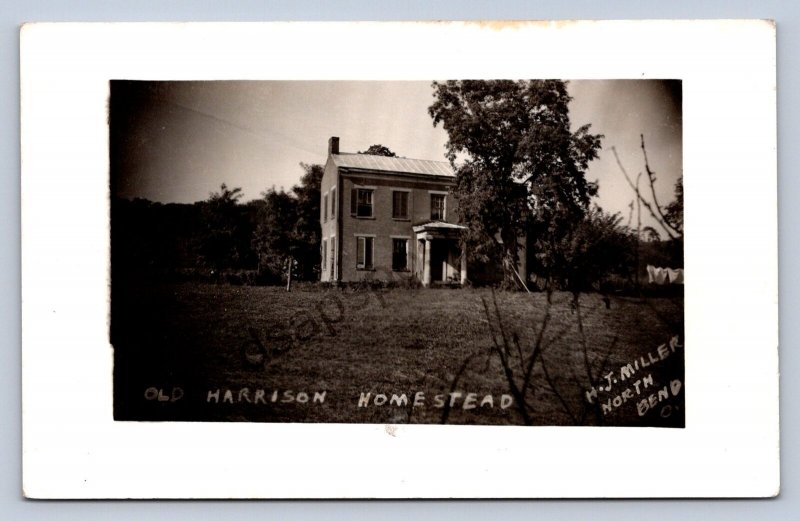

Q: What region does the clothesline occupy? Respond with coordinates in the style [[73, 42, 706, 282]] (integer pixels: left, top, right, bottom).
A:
[[646, 265, 684, 285]]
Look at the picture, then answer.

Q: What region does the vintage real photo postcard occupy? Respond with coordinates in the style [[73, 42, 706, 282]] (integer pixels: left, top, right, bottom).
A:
[[21, 21, 778, 498], [111, 79, 685, 428]]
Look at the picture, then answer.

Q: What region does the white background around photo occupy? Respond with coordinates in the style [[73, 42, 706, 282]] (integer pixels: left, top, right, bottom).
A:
[[21, 20, 777, 499], [5, 1, 797, 519]]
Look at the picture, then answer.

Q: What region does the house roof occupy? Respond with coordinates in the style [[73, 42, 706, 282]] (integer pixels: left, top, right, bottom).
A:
[[332, 153, 455, 178]]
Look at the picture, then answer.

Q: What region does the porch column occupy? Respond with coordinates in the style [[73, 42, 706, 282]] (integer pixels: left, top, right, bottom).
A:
[[422, 238, 432, 287], [460, 245, 468, 285]]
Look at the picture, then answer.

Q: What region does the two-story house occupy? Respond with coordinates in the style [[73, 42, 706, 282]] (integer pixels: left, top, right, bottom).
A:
[[320, 136, 470, 286]]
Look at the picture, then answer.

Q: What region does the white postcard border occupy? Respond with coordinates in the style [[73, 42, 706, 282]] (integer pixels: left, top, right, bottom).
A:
[[21, 21, 778, 498]]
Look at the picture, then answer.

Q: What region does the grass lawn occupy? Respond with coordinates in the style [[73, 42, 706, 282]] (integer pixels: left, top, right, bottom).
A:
[[113, 283, 684, 427]]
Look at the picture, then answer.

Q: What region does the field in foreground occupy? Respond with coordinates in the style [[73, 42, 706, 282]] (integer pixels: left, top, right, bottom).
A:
[[112, 283, 684, 427]]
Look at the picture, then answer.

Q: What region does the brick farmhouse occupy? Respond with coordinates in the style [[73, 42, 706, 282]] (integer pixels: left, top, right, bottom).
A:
[[320, 137, 527, 286]]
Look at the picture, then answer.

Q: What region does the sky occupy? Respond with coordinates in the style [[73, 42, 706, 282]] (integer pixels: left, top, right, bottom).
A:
[[111, 80, 682, 236]]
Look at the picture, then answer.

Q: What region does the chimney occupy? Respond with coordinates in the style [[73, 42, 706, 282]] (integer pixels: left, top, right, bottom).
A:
[[328, 136, 340, 155]]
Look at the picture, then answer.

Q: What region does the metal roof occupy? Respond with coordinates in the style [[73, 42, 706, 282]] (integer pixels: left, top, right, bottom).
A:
[[332, 153, 454, 178]]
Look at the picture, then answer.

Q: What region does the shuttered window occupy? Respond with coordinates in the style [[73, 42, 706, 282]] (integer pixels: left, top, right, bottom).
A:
[[330, 236, 335, 278], [392, 191, 409, 219], [356, 236, 374, 270]]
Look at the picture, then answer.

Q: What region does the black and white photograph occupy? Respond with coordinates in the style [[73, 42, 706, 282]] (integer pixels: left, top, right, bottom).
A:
[[110, 79, 684, 427]]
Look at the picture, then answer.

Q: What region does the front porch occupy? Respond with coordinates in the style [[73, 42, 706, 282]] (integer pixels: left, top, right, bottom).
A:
[[412, 221, 468, 287]]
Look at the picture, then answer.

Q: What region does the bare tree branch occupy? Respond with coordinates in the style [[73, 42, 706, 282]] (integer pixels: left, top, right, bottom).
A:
[[611, 146, 679, 241], [539, 352, 579, 425], [520, 299, 551, 397], [480, 293, 533, 425], [440, 349, 486, 425], [641, 134, 682, 238], [573, 295, 594, 384]]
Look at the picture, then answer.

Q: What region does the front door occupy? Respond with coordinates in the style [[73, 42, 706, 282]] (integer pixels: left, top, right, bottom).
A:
[[430, 240, 446, 282]]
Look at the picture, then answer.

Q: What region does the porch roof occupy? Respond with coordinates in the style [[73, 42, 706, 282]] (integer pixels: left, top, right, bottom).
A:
[[412, 221, 467, 234]]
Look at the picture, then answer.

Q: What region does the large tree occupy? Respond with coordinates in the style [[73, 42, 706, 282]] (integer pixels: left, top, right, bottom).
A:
[[292, 163, 324, 280], [199, 183, 248, 273], [358, 144, 397, 157], [253, 188, 299, 288], [429, 80, 603, 287], [252, 163, 323, 287]]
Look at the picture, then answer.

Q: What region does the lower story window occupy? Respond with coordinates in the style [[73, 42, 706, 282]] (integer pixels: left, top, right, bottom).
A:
[[392, 238, 408, 271], [356, 236, 374, 270]]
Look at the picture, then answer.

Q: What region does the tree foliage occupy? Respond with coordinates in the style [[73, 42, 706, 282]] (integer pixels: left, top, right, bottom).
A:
[[358, 144, 397, 157], [253, 188, 299, 282], [291, 163, 324, 280], [429, 80, 603, 287], [200, 183, 250, 272], [111, 198, 205, 281], [664, 176, 683, 236], [541, 207, 637, 293], [641, 226, 661, 243], [252, 163, 323, 285], [112, 164, 324, 287]]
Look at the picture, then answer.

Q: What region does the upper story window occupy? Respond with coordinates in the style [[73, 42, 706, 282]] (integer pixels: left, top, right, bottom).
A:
[[431, 193, 446, 221], [392, 191, 409, 219], [351, 188, 374, 218], [330, 187, 336, 218], [323, 193, 328, 223]]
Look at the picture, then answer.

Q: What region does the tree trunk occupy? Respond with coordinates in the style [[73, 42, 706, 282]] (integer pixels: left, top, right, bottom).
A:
[[497, 225, 522, 290], [285, 256, 293, 292], [501, 243, 519, 290]]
